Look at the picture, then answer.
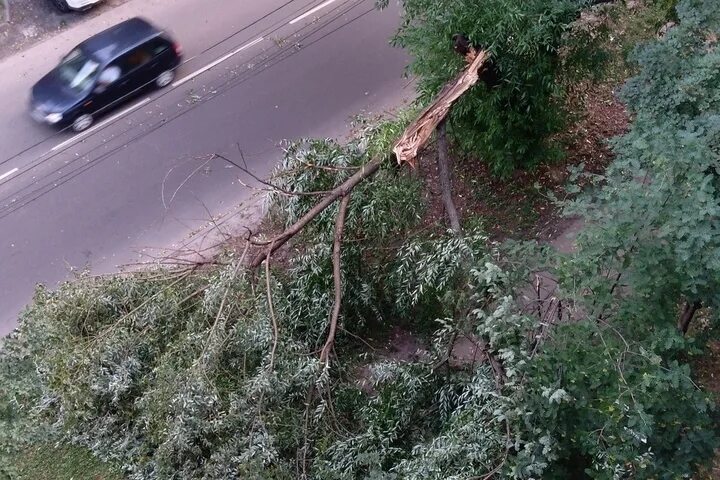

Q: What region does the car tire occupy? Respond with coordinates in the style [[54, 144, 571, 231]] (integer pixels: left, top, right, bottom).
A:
[[155, 70, 175, 88], [72, 114, 93, 132]]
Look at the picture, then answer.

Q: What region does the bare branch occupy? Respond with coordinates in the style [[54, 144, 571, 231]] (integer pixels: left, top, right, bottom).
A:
[[266, 241, 279, 371], [161, 155, 214, 210], [216, 153, 332, 197], [319, 194, 351, 366]]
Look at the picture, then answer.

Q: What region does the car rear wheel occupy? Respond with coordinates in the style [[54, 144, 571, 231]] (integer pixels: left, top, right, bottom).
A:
[[72, 114, 93, 132], [156, 70, 175, 88]]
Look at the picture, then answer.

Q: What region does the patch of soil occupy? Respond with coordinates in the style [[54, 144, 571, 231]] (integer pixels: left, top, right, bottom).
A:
[[0, 0, 126, 60], [355, 327, 428, 394]]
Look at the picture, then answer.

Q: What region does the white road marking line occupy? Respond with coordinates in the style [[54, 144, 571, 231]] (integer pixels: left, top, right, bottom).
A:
[[51, 97, 152, 152], [289, 0, 338, 24], [0, 168, 19, 182], [172, 37, 264, 88]]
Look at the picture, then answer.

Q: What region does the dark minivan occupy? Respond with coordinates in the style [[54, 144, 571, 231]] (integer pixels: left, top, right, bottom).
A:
[[30, 17, 182, 132]]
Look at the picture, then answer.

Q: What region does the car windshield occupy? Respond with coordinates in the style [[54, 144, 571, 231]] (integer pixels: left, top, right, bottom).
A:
[[56, 48, 99, 93]]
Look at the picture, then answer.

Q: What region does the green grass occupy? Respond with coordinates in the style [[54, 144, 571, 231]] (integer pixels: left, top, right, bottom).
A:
[[601, 0, 679, 83], [12, 443, 123, 480]]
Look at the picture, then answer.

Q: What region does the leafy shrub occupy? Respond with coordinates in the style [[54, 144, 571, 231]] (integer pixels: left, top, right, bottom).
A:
[[1, 238, 716, 479], [520, 322, 717, 479]]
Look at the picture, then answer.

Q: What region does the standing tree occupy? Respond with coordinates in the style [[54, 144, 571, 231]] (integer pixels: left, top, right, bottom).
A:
[[380, 0, 604, 175]]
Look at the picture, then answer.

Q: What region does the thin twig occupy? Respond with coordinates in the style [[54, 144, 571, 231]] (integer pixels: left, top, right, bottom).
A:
[[161, 156, 214, 210], [195, 241, 250, 368], [192, 193, 232, 243], [216, 153, 331, 196], [338, 325, 377, 351]]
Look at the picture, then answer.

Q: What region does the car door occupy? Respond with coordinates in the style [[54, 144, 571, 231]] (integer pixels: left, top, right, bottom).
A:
[[115, 46, 154, 98], [142, 37, 174, 81], [90, 47, 152, 112], [89, 58, 126, 114]]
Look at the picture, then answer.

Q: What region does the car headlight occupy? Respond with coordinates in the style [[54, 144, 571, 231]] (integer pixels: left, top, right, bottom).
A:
[[45, 113, 63, 124]]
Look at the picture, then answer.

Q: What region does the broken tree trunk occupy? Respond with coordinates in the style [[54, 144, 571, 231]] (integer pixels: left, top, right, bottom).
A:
[[250, 50, 489, 268], [393, 50, 489, 168], [678, 300, 702, 335], [436, 119, 462, 234]]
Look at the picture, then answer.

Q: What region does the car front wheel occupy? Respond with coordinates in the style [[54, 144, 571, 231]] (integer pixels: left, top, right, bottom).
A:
[[72, 114, 93, 132], [156, 70, 175, 88]]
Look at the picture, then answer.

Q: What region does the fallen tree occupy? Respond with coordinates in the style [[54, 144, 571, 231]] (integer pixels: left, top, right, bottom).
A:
[[4, 2, 719, 478], [250, 49, 489, 267]]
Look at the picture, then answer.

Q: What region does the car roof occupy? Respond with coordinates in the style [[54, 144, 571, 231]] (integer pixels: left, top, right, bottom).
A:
[[79, 17, 162, 64]]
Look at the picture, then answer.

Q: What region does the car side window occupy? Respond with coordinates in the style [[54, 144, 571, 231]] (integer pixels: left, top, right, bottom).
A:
[[122, 47, 153, 71], [145, 37, 170, 56]]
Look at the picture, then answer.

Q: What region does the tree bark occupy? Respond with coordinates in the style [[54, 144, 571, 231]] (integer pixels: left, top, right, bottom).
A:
[[678, 300, 702, 335], [436, 120, 462, 234]]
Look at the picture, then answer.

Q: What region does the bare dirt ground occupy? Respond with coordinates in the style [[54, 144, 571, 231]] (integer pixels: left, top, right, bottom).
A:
[[0, 0, 126, 60]]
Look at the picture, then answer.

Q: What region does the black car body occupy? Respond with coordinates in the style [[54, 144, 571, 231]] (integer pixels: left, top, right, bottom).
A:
[[30, 17, 182, 132]]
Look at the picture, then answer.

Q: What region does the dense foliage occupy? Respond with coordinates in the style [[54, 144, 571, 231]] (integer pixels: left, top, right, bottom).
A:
[[1, 230, 714, 478], [564, 0, 720, 330], [382, 0, 605, 175]]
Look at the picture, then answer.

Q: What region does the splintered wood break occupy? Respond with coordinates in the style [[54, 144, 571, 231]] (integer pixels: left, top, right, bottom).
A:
[[393, 50, 489, 168]]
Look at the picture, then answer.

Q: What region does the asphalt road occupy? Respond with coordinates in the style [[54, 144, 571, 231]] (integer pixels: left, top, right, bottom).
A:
[[0, 0, 411, 335]]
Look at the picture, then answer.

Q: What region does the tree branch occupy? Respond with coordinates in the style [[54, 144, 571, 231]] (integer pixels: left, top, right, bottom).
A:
[[265, 241, 279, 371], [250, 50, 490, 267], [216, 153, 331, 197], [249, 157, 382, 267], [319, 194, 351, 366]]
